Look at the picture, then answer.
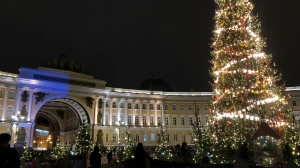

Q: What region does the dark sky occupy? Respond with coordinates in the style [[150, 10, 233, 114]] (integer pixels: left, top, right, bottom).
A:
[[0, 0, 299, 92]]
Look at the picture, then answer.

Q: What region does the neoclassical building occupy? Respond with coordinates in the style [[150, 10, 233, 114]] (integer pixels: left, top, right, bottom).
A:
[[0, 65, 299, 149]]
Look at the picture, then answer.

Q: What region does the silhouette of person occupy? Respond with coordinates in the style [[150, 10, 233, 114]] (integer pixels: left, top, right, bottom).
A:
[[0, 133, 20, 168], [90, 146, 101, 168]]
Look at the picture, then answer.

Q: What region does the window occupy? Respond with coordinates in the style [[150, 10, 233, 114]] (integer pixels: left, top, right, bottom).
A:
[[106, 134, 108, 142], [105, 114, 109, 124], [174, 134, 177, 142], [142, 104, 146, 109], [157, 116, 161, 124], [143, 116, 147, 124], [173, 117, 177, 125], [181, 117, 185, 125], [295, 114, 299, 120], [136, 134, 140, 142], [150, 116, 154, 124], [182, 134, 186, 142], [190, 135, 194, 143], [172, 104, 176, 110], [151, 134, 155, 142], [128, 103, 132, 109], [113, 102, 117, 108], [120, 113, 124, 123], [164, 104, 168, 110], [120, 103, 124, 108], [106, 102, 108, 108], [180, 104, 184, 110], [167, 134, 169, 141], [204, 104, 208, 110], [188, 104, 192, 110], [135, 115, 139, 124], [144, 134, 148, 142], [150, 104, 153, 110], [292, 101, 297, 106], [165, 117, 169, 125], [157, 104, 161, 110], [196, 104, 200, 110], [8, 91, 14, 99], [128, 115, 132, 125], [5, 106, 14, 119], [189, 117, 193, 125], [112, 114, 116, 124], [113, 134, 116, 142], [0, 90, 2, 98], [135, 104, 139, 109]]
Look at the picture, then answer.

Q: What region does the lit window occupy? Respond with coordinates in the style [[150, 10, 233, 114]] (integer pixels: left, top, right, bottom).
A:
[[120, 103, 124, 108], [172, 104, 176, 110], [136, 134, 140, 142], [5, 106, 14, 119], [182, 134, 186, 142], [135, 104, 139, 109], [164, 104, 168, 110], [112, 114, 116, 124], [150, 116, 154, 124], [151, 134, 155, 142], [120, 113, 124, 123], [144, 134, 148, 142], [180, 104, 184, 110], [105, 114, 109, 124]]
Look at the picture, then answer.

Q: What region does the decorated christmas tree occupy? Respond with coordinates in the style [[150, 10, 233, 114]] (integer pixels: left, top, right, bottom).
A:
[[45, 136, 67, 160], [71, 122, 94, 155], [154, 125, 173, 161], [20, 145, 33, 161], [189, 104, 214, 163], [208, 0, 295, 164], [119, 128, 136, 161]]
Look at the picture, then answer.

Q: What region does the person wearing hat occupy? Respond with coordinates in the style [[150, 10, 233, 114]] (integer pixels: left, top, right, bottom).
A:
[[0, 133, 20, 168]]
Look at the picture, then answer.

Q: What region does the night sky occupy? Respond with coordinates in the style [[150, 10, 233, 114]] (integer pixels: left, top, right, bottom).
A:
[[0, 0, 299, 92]]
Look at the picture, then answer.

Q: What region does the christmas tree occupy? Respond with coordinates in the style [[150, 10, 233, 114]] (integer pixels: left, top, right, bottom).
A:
[[20, 145, 33, 161], [71, 122, 94, 155], [119, 128, 135, 161], [189, 104, 214, 163], [209, 0, 294, 164], [45, 136, 67, 160], [154, 125, 173, 161]]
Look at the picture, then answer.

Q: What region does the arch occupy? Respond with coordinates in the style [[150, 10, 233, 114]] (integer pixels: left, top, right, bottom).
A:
[[31, 95, 91, 125], [35, 109, 62, 131]]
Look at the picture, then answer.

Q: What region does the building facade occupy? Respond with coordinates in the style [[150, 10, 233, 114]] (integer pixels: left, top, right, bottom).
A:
[[0, 67, 299, 149]]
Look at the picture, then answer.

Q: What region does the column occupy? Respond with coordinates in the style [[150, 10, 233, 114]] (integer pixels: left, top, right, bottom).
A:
[[146, 100, 150, 126], [117, 98, 121, 124], [14, 89, 22, 116], [109, 98, 113, 125], [161, 101, 165, 126], [26, 90, 33, 122], [139, 100, 143, 126], [102, 98, 107, 126], [132, 100, 135, 125], [124, 99, 128, 125], [154, 100, 157, 126], [94, 97, 99, 125], [1, 87, 9, 121]]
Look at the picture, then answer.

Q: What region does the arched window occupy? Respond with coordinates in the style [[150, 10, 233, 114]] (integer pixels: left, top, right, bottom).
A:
[[105, 114, 109, 124], [157, 116, 161, 124], [150, 116, 154, 125], [135, 115, 139, 124], [5, 106, 14, 119]]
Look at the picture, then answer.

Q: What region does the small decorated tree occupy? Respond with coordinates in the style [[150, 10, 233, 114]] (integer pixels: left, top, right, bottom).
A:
[[45, 136, 67, 160], [119, 128, 135, 161], [154, 125, 173, 161], [20, 145, 33, 161], [71, 122, 94, 156]]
